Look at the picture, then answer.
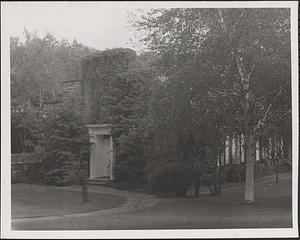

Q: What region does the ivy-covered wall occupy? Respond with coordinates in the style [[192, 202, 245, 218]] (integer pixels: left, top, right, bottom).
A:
[[80, 48, 136, 123]]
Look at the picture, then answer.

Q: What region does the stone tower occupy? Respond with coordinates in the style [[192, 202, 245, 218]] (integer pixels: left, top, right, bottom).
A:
[[80, 48, 136, 183], [80, 48, 136, 124]]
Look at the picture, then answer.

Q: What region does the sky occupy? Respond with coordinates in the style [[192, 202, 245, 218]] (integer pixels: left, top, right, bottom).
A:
[[3, 2, 148, 52]]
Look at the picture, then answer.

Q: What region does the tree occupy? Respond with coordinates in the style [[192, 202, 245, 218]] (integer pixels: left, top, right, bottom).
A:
[[101, 61, 155, 184], [131, 9, 235, 196], [11, 31, 59, 109], [41, 109, 90, 187], [11, 31, 94, 159], [10, 30, 92, 110], [131, 8, 291, 201], [11, 105, 42, 153]]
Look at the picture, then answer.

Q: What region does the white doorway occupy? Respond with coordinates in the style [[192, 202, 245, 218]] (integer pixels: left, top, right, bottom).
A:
[[86, 124, 114, 180], [94, 134, 111, 177]]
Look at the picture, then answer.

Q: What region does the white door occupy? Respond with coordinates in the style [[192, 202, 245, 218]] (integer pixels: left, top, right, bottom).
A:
[[94, 135, 111, 177]]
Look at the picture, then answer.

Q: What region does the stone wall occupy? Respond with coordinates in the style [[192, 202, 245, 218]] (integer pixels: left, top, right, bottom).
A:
[[11, 153, 43, 183]]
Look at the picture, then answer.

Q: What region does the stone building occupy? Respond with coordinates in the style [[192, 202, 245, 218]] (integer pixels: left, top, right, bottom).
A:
[[80, 48, 136, 184], [60, 79, 81, 107]]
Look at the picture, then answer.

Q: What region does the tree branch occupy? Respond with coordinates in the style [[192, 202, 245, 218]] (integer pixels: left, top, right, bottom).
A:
[[199, 82, 237, 97], [262, 102, 273, 122], [232, 9, 246, 33], [269, 110, 292, 124], [256, 85, 287, 101]]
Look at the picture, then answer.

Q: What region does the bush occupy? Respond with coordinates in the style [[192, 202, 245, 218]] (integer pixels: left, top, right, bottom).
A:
[[148, 162, 192, 196], [112, 128, 148, 184], [42, 151, 76, 186], [25, 162, 43, 183], [278, 161, 292, 173], [225, 164, 246, 182], [113, 162, 145, 184]]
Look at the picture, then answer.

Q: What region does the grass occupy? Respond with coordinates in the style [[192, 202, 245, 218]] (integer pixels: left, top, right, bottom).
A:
[[125, 174, 292, 229], [11, 173, 292, 230], [12, 183, 127, 219]]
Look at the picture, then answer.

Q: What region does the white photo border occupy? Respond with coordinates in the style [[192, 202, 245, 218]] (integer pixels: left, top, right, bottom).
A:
[[1, 1, 298, 239]]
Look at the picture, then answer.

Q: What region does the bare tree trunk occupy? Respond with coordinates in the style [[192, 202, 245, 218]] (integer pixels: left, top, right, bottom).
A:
[[201, 172, 214, 195], [193, 153, 201, 198], [213, 153, 219, 195], [259, 136, 263, 163], [234, 134, 238, 163], [228, 136, 233, 165], [244, 132, 255, 202], [217, 150, 223, 195], [223, 139, 227, 184], [271, 134, 275, 168], [275, 157, 279, 183], [239, 134, 242, 163], [274, 135, 281, 184], [236, 55, 255, 203]]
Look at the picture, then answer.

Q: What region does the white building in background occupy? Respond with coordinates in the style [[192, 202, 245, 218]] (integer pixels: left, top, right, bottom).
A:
[[220, 134, 285, 167]]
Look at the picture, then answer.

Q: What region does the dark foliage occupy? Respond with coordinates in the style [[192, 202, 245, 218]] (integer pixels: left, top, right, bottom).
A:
[[41, 109, 90, 186], [148, 162, 193, 196]]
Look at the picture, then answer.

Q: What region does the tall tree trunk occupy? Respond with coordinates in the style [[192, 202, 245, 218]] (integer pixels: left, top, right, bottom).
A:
[[244, 131, 255, 202], [271, 135, 275, 168], [259, 136, 263, 163], [217, 149, 223, 195], [239, 134, 242, 164], [228, 136, 233, 165], [274, 134, 279, 183], [193, 152, 201, 198], [234, 134, 238, 163], [223, 139, 227, 183], [275, 157, 279, 183], [237, 56, 255, 203]]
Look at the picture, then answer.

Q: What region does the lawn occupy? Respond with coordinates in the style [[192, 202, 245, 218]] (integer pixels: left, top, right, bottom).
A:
[[12, 184, 127, 219], [11, 173, 292, 230], [128, 175, 292, 229]]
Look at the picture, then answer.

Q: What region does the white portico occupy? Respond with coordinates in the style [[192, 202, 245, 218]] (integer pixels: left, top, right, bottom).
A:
[[86, 124, 114, 181]]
